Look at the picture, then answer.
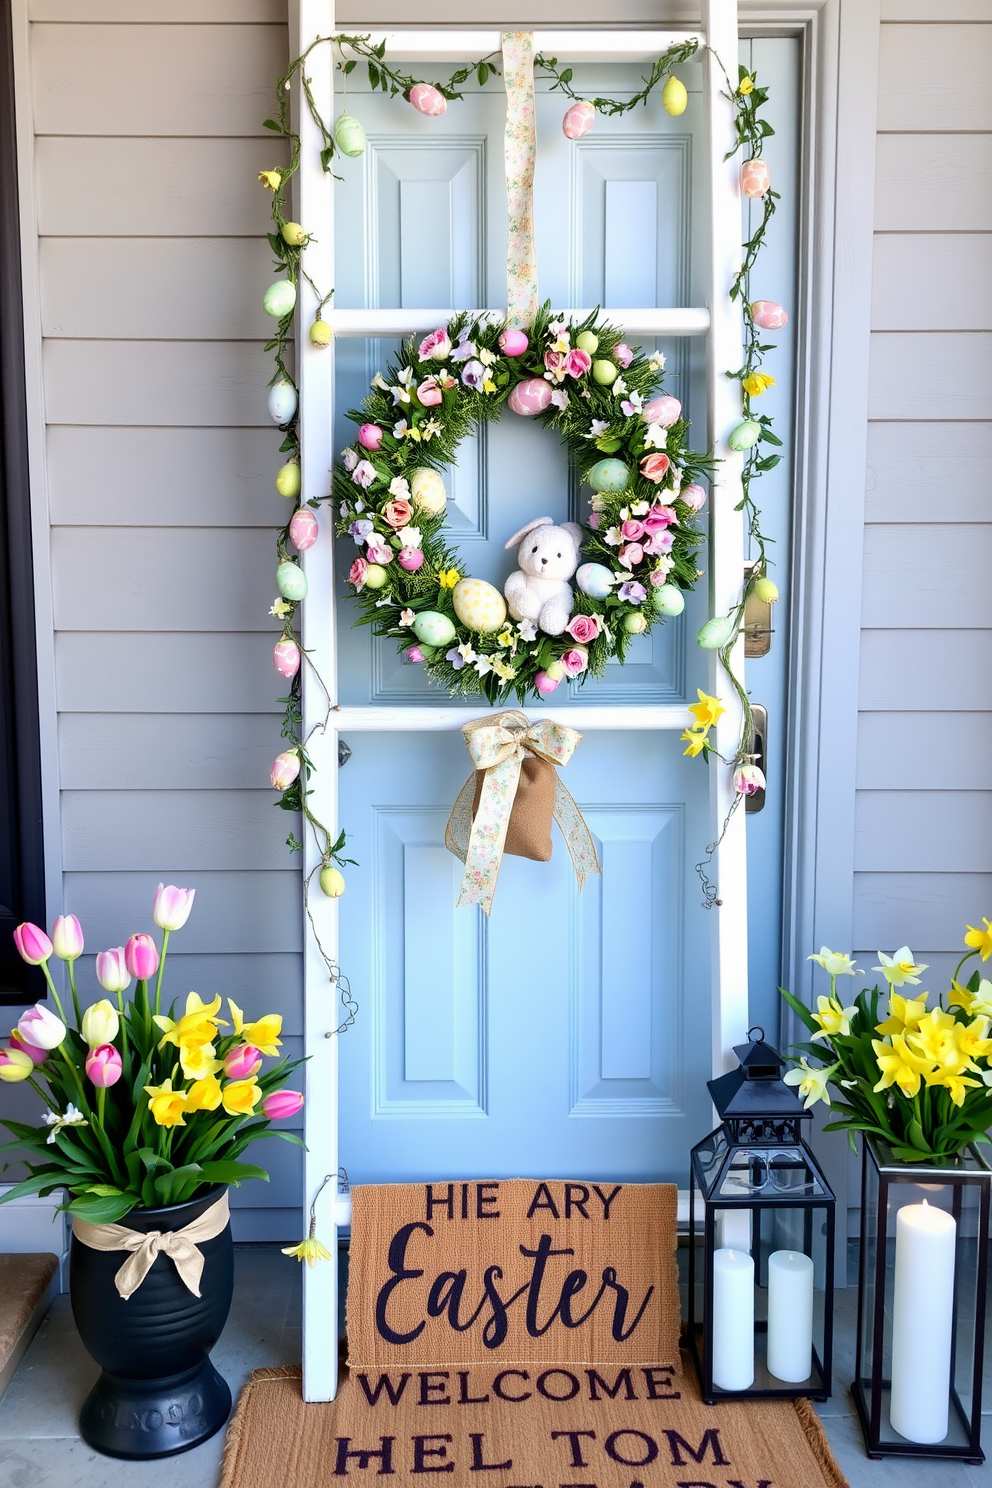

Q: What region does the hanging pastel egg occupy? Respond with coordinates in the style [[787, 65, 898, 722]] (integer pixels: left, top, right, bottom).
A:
[[334, 111, 366, 156], [289, 508, 318, 551], [562, 100, 595, 139], [280, 221, 308, 247], [363, 564, 388, 590], [358, 423, 383, 450], [643, 395, 682, 427], [575, 330, 599, 354], [662, 73, 688, 116], [452, 578, 507, 634], [408, 83, 447, 116], [319, 865, 346, 898], [586, 458, 630, 493], [741, 158, 770, 197], [508, 378, 553, 417], [681, 483, 706, 512], [575, 562, 615, 600], [750, 300, 788, 331], [592, 359, 617, 386], [413, 611, 456, 648], [728, 419, 761, 451], [499, 329, 529, 357], [273, 638, 301, 677], [410, 466, 447, 515], [268, 378, 298, 425], [398, 546, 424, 572], [754, 576, 779, 603], [263, 280, 297, 318], [277, 560, 308, 601], [653, 583, 685, 616], [624, 612, 648, 635], [309, 316, 332, 348], [697, 615, 738, 650], [275, 461, 301, 498]]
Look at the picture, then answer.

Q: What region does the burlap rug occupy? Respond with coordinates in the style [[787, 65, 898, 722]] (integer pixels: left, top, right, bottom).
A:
[[220, 1179, 849, 1488]]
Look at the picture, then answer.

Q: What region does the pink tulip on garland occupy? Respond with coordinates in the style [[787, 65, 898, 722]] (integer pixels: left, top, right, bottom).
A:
[[13, 922, 53, 966], [124, 933, 159, 981], [271, 751, 301, 791], [85, 1043, 123, 1089], [261, 1090, 304, 1120]]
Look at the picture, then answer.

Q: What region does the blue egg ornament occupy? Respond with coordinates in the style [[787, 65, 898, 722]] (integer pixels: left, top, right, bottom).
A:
[[413, 611, 456, 649], [586, 458, 630, 493], [575, 562, 615, 600], [268, 379, 298, 425]]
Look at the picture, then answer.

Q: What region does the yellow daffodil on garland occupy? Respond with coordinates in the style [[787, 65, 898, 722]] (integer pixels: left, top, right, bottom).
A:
[[780, 924, 992, 1165]]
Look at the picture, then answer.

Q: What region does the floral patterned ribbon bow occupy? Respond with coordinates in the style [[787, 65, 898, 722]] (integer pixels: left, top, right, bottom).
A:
[[445, 710, 601, 916], [501, 31, 538, 328]]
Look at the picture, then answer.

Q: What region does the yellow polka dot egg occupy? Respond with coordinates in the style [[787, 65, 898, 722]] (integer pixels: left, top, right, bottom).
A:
[[452, 578, 507, 634]]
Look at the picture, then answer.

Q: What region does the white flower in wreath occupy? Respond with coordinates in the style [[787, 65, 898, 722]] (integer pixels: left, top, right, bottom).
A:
[[548, 320, 568, 339], [669, 466, 683, 493], [474, 655, 494, 677], [446, 641, 477, 671], [396, 525, 421, 548], [611, 376, 628, 398], [590, 494, 608, 512], [587, 419, 610, 439], [352, 461, 376, 488], [388, 476, 411, 500], [400, 609, 415, 626], [621, 390, 644, 416], [550, 390, 570, 411], [372, 373, 391, 393], [392, 367, 416, 404], [631, 500, 650, 516], [648, 351, 666, 372], [644, 422, 668, 451], [421, 418, 443, 440], [604, 526, 623, 547], [516, 618, 538, 642], [478, 347, 497, 367]]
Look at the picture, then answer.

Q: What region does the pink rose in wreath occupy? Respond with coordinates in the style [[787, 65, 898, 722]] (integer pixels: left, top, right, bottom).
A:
[[417, 377, 443, 407], [619, 542, 645, 568], [565, 348, 592, 378], [567, 613, 601, 644], [621, 518, 646, 541], [418, 327, 451, 361], [640, 452, 671, 484], [382, 497, 413, 529], [349, 557, 368, 588], [561, 647, 589, 677], [644, 504, 677, 531], [544, 349, 566, 380], [644, 528, 675, 556]]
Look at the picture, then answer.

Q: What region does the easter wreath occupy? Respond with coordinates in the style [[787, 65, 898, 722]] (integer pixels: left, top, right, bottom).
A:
[[335, 304, 712, 705]]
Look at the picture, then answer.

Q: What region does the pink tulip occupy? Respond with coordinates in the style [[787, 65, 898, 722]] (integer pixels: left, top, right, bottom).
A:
[[564, 348, 592, 378], [273, 638, 301, 678], [225, 1044, 262, 1080], [153, 883, 195, 932], [261, 1089, 304, 1120], [534, 671, 560, 695], [398, 547, 424, 572], [95, 947, 131, 994], [0, 1047, 32, 1083], [416, 378, 443, 407], [17, 1003, 66, 1051], [406, 646, 426, 664], [289, 509, 319, 551], [13, 922, 52, 966], [85, 1043, 123, 1089], [357, 423, 383, 450], [734, 762, 767, 796], [52, 914, 84, 961], [9, 1030, 48, 1066], [124, 933, 159, 981], [408, 83, 446, 116], [681, 483, 707, 513], [639, 452, 671, 484], [271, 750, 301, 791]]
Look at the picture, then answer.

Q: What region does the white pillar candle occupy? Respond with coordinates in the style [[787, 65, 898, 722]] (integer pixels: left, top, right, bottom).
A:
[[717, 1207, 752, 1251], [889, 1200, 957, 1444], [766, 1249, 814, 1383], [712, 1247, 755, 1390]]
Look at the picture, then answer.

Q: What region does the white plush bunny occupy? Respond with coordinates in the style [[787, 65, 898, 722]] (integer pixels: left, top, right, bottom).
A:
[[503, 517, 583, 636]]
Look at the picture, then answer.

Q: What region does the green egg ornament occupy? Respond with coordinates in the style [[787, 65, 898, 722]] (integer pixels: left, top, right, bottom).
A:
[[575, 330, 599, 354], [277, 560, 308, 601], [319, 865, 345, 898], [363, 564, 388, 590], [280, 221, 308, 247], [587, 458, 630, 493], [275, 461, 301, 499], [592, 359, 618, 386], [624, 612, 648, 635], [263, 280, 297, 319], [728, 419, 761, 452], [413, 611, 456, 649], [697, 615, 738, 650], [334, 111, 366, 157], [653, 583, 685, 616]]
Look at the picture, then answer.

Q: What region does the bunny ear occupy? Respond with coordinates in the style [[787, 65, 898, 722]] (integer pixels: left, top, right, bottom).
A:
[[504, 516, 553, 551], [561, 522, 583, 547]]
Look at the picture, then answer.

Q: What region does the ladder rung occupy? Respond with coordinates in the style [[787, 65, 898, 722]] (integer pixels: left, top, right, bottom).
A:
[[330, 308, 710, 339]]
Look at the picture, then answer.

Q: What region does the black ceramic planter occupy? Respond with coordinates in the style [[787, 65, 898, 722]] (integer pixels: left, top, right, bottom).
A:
[[70, 1185, 234, 1459]]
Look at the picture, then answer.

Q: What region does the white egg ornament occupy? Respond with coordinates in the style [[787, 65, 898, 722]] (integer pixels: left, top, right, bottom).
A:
[[452, 578, 507, 634], [268, 378, 298, 425], [576, 563, 615, 600], [410, 466, 447, 516], [413, 611, 456, 649], [263, 280, 297, 319]]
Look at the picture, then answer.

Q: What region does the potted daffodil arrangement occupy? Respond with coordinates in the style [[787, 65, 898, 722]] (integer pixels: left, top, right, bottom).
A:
[[0, 882, 304, 1460]]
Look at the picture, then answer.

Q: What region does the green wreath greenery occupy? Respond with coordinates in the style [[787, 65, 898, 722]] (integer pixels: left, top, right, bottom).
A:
[[334, 304, 712, 705]]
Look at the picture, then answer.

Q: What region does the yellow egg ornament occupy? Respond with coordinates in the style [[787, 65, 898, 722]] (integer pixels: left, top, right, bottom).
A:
[[662, 73, 688, 116], [410, 466, 447, 516], [452, 578, 507, 634], [309, 316, 332, 348]]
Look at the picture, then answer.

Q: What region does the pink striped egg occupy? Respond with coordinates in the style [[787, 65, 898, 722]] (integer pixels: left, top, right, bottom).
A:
[[562, 100, 595, 140], [643, 395, 682, 428], [750, 300, 788, 331], [741, 158, 770, 197], [508, 377, 553, 417], [273, 639, 301, 678], [408, 83, 446, 117], [289, 508, 318, 551]]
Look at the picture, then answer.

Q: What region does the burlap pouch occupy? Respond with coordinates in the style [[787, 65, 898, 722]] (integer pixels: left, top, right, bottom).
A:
[[471, 753, 555, 861]]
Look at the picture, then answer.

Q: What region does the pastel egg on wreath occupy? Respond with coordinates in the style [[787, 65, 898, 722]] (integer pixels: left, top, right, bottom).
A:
[[268, 378, 298, 425], [262, 280, 297, 319], [562, 100, 595, 139], [275, 460, 301, 499], [363, 564, 388, 590], [592, 359, 617, 386], [576, 562, 615, 600], [499, 329, 529, 357], [653, 583, 685, 616], [750, 300, 788, 331], [575, 330, 599, 355], [411, 466, 447, 515], [452, 577, 507, 634], [408, 83, 447, 116], [289, 508, 318, 551], [276, 560, 308, 601], [413, 611, 456, 648], [333, 111, 366, 157], [586, 458, 630, 494], [624, 612, 648, 635], [643, 395, 681, 428], [398, 546, 424, 572], [508, 377, 553, 417]]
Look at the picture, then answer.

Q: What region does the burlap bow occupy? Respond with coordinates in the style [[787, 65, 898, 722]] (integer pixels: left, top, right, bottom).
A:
[[72, 1191, 230, 1301], [445, 710, 601, 915]]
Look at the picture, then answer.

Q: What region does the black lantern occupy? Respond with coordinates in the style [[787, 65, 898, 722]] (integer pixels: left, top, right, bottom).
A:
[[853, 1135, 992, 1463], [688, 1027, 836, 1403]]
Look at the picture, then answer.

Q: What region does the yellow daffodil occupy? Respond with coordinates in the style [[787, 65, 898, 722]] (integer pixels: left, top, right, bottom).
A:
[[906, 1007, 963, 1073], [810, 994, 858, 1042], [482, 378, 497, 395], [876, 990, 929, 1037], [221, 1077, 262, 1116], [934, 1070, 982, 1106], [681, 728, 708, 758], [154, 992, 226, 1051], [873, 947, 928, 987], [872, 1034, 931, 1099], [228, 999, 282, 1056], [743, 372, 775, 398], [738, 75, 754, 95], [179, 1041, 223, 1082], [951, 978, 992, 1019], [491, 656, 517, 682], [185, 1074, 223, 1113], [952, 1014, 992, 1064], [145, 1076, 189, 1128], [269, 599, 292, 619], [808, 947, 858, 978], [437, 568, 460, 590], [783, 1058, 836, 1109], [687, 689, 726, 731], [965, 918, 992, 960], [258, 169, 282, 190], [282, 1236, 332, 1267]]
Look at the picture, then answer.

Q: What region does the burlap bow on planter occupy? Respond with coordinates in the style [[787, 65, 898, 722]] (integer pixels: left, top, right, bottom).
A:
[[444, 710, 601, 914]]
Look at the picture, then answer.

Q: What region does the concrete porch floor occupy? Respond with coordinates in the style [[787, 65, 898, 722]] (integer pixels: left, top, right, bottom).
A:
[[1, 1246, 991, 1488]]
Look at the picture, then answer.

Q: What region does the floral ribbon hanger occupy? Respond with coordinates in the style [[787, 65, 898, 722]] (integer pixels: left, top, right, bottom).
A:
[[502, 31, 539, 327]]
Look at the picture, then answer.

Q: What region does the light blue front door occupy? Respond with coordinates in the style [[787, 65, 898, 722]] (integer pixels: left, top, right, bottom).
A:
[[332, 47, 795, 1186]]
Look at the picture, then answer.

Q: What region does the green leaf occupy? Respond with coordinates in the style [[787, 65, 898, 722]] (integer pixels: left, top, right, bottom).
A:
[[367, 62, 380, 89], [778, 985, 818, 1034], [262, 119, 282, 131], [86, 1185, 123, 1197], [907, 1118, 932, 1154], [66, 1192, 138, 1224], [196, 1160, 269, 1187]]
